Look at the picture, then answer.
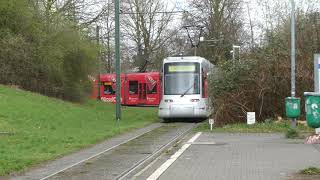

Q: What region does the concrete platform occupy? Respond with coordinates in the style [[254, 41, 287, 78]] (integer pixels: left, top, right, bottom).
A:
[[144, 133, 320, 180]]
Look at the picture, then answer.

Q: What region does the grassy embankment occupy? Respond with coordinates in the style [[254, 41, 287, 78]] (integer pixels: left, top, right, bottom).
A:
[[0, 85, 157, 176]]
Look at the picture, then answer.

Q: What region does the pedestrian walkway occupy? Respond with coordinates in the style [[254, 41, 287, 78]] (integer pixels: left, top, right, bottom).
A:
[[157, 133, 320, 180]]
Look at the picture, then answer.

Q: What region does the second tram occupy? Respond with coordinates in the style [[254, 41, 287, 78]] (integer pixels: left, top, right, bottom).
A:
[[158, 56, 213, 120], [96, 72, 161, 106]]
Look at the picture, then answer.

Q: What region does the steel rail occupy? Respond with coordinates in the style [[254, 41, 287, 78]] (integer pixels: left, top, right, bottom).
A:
[[116, 123, 197, 180], [40, 124, 162, 180]]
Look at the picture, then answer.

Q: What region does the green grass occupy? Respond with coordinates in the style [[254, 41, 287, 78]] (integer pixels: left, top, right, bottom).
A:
[[300, 167, 320, 175], [195, 120, 313, 133], [0, 85, 157, 176], [285, 128, 300, 139]]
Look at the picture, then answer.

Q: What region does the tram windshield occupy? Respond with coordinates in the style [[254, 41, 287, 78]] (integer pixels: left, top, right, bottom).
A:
[[164, 62, 200, 95]]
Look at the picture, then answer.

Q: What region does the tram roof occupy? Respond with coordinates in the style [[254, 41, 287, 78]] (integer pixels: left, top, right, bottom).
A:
[[163, 56, 209, 63]]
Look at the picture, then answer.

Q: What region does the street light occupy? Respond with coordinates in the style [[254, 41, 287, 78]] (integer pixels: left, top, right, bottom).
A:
[[290, 0, 296, 128], [232, 45, 241, 62]]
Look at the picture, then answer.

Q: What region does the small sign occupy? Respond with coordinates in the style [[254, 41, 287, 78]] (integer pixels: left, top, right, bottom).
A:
[[316, 128, 320, 135], [209, 119, 214, 131], [247, 112, 256, 125]]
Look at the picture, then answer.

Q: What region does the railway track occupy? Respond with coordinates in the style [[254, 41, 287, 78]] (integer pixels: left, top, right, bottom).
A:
[[10, 122, 196, 180], [116, 123, 196, 180]]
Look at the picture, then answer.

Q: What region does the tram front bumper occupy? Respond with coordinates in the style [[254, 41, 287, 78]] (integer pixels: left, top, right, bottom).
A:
[[158, 105, 208, 118]]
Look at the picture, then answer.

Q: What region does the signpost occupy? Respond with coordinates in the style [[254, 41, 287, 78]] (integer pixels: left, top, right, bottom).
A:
[[209, 119, 214, 131]]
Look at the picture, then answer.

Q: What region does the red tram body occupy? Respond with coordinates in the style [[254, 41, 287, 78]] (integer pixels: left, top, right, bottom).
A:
[[94, 72, 161, 106]]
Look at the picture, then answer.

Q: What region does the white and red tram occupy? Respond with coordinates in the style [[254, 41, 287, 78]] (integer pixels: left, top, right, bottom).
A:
[[158, 56, 213, 120]]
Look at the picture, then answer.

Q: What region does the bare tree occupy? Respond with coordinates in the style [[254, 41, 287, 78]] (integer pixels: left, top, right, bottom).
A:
[[121, 0, 174, 72], [186, 0, 244, 63]]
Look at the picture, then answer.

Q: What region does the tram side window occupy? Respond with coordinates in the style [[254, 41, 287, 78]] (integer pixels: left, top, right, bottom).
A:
[[202, 70, 207, 98], [104, 84, 115, 95], [147, 84, 157, 94], [129, 81, 138, 94], [202, 76, 205, 97]]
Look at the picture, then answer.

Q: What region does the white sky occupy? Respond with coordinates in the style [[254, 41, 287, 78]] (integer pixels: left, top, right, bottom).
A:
[[165, 0, 320, 44], [83, 0, 320, 48]]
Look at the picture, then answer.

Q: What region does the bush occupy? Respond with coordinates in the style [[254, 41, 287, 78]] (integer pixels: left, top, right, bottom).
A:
[[0, 0, 99, 102], [285, 128, 300, 139], [209, 12, 317, 124], [209, 60, 263, 124]]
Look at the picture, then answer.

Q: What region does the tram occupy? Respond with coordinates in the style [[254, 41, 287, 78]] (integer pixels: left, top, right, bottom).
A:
[[158, 56, 213, 120], [93, 72, 161, 106]]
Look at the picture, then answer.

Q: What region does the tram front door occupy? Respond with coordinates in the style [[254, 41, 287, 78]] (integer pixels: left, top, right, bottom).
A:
[[139, 83, 147, 104]]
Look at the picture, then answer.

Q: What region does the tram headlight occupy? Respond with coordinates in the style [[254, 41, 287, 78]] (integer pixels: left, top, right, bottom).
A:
[[164, 99, 173, 103], [191, 99, 200, 102]]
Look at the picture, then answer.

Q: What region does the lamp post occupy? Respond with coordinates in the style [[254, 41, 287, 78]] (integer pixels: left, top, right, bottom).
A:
[[115, 0, 121, 123], [231, 45, 240, 62], [290, 0, 296, 128]]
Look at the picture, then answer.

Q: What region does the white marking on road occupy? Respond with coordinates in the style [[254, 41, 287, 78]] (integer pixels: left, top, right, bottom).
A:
[[133, 154, 162, 178], [146, 132, 202, 180], [187, 142, 216, 145]]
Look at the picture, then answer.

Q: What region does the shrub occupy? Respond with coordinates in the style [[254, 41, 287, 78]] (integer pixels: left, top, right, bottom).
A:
[[0, 0, 99, 102], [208, 11, 317, 125], [285, 128, 300, 139]]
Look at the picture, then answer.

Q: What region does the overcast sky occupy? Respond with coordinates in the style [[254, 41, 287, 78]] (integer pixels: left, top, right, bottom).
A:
[[83, 0, 320, 47], [165, 0, 320, 43]]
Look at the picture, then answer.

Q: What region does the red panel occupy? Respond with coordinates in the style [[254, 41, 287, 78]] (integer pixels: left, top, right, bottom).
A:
[[97, 72, 161, 106], [145, 72, 161, 106], [99, 74, 125, 105], [125, 73, 142, 106]]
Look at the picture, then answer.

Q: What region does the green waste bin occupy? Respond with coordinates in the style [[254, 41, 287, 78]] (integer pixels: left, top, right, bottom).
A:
[[285, 97, 301, 118], [304, 92, 320, 128]]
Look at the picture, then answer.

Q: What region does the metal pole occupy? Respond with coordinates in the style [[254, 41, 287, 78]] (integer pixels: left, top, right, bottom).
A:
[[232, 45, 235, 62], [239, 46, 241, 62], [96, 26, 101, 100], [290, 0, 296, 128], [115, 0, 121, 122]]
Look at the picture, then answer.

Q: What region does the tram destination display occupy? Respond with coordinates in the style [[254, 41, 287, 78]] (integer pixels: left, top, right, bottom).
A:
[[168, 65, 196, 72]]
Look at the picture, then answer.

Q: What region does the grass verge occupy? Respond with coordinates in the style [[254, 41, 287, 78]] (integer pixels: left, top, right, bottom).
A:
[[194, 120, 313, 133], [300, 167, 320, 175], [285, 128, 300, 139], [0, 85, 157, 176]]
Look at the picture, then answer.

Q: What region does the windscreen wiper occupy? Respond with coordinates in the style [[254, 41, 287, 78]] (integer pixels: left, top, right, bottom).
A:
[[180, 84, 194, 97]]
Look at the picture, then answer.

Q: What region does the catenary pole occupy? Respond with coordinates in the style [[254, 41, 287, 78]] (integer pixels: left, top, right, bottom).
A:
[[115, 0, 121, 122]]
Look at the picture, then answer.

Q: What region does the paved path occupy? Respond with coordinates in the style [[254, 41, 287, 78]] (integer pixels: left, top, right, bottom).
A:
[[143, 133, 320, 180]]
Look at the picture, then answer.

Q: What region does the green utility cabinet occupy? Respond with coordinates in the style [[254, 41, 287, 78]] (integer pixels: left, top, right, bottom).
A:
[[285, 97, 301, 118], [304, 92, 320, 128]]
